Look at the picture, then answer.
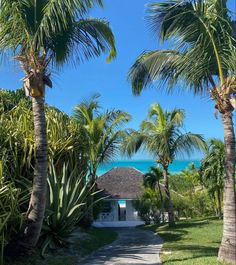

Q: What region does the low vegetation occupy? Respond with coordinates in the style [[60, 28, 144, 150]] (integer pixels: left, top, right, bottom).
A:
[[143, 217, 230, 265], [0, 90, 124, 264], [8, 228, 118, 265]]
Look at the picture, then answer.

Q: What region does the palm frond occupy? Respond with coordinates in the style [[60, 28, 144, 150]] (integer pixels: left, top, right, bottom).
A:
[[49, 18, 117, 65], [122, 130, 146, 157], [173, 133, 207, 159], [128, 0, 236, 96], [128, 50, 180, 95]]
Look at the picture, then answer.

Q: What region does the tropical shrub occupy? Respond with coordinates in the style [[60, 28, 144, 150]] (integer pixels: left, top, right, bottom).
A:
[[144, 166, 165, 221], [0, 89, 88, 184], [199, 139, 224, 218], [170, 164, 216, 218], [171, 192, 191, 218], [0, 165, 29, 265], [41, 164, 102, 255], [134, 188, 162, 225], [0, 89, 31, 112]]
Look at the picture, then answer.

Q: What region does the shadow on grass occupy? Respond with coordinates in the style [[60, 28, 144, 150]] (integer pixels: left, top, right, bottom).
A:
[[171, 244, 218, 254], [158, 219, 213, 242], [174, 219, 210, 229], [158, 218, 223, 264], [158, 230, 188, 242], [162, 245, 220, 264]]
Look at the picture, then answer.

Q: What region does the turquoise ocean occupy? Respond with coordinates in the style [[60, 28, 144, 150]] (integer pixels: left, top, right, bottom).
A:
[[97, 160, 200, 176]]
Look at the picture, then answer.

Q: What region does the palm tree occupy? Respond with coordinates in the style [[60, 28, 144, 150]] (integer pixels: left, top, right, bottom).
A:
[[200, 139, 225, 219], [0, 0, 116, 254], [123, 103, 206, 226], [144, 166, 165, 222], [128, 1, 236, 262], [74, 95, 131, 185], [73, 96, 130, 223]]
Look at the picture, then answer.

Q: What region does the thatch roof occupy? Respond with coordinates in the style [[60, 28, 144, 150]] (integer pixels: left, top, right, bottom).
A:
[[97, 167, 144, 199]]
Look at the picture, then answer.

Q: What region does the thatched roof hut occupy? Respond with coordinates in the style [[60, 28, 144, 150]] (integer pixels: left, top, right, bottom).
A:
[[96, 167, 144, 199]]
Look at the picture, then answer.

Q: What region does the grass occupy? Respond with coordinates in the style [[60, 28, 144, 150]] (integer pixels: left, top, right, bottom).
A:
[[143, 217, 231, 265], [8, 228, 118, 265], [73, 227, 118, 256]]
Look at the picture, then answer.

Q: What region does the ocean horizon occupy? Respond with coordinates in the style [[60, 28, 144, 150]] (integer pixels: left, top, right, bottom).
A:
[[97, 159, 200, 176]]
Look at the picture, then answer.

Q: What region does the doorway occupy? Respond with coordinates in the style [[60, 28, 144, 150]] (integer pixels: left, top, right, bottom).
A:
[[118, 200, 126, 221]]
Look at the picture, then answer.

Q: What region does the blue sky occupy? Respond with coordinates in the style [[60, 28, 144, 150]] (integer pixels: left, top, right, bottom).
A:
[[0, 0, 235, 160]]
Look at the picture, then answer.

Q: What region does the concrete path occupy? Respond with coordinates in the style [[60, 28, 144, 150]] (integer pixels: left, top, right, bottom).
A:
[[77, 228, 163, 265]]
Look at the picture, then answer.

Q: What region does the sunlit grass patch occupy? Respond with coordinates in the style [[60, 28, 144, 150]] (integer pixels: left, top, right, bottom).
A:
[[143, 217, 231, 265]]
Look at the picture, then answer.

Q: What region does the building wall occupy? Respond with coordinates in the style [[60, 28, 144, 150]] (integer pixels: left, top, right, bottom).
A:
[[112, 200, 119, 221], [97, 199, 141, 222], [126, 200, 140, 221]]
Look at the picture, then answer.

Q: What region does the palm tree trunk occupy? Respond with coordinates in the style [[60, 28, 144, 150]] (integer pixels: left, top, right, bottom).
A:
[[157, 182, 165, 223], [5, 96, 48, 257], [218, 111, 236, 264], [212, 193, 218, 217], [216, 188, 222, 219], [84, 168, 97, 227], [25, 96, 48, 246], [163, 166, 175, 227]]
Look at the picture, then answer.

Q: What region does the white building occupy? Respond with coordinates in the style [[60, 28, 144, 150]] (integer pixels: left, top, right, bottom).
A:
[[93, 167, 145, 227]]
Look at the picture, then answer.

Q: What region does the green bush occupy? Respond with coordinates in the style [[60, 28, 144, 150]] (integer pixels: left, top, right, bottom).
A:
[[134, 188, 162, 225], [0, 168, 28, 265], [0, 89, 88, 184], [172, 189, 215, 218], [41, 164, 102, 256]]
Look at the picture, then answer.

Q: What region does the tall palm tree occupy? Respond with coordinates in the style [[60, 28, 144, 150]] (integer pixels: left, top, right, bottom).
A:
[[144, 166, 165, 222], [123, 103, 206, 226], [128, 1, 236, 262], [200, 139, 225, 219], [0, 0, 116, 254]]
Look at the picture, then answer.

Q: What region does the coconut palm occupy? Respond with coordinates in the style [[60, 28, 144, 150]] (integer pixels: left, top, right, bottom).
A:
[[73, 95, 131, 185], [128, 1, 236, 262], [73, 96, 130, 223], [0, 0, 116, 253], [144, 166, 165, 222], [123, 103, 206, 226], [200, 139, 225, 219]]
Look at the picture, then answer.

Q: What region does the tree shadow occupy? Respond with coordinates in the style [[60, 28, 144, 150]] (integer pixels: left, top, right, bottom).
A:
[[158, 219, 213, 243], [159, 218, 222, 264], [162, 245, 219, 264]]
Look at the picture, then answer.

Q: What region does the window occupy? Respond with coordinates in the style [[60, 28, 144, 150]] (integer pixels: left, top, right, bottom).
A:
[[102, 201, 112, 213]]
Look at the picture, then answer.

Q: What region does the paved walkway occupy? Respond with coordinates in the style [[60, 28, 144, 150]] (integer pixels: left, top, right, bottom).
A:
[[77, 228, 163, 265]]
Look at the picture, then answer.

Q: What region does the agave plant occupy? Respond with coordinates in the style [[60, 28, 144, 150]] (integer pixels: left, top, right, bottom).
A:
[[41, 163, 102, 255]]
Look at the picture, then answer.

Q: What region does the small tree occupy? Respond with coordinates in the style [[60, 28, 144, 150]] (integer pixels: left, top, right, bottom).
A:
[[144, 166, 165, 222], [134, 188, 162, 225]]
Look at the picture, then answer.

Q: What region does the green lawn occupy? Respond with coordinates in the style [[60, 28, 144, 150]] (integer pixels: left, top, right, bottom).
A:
[[144, 217, 231, 265], [8, 228, 118, 265]]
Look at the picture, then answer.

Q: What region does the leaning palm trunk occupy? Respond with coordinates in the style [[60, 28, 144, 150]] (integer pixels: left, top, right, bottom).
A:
[[24, 96, 48, 247], [163, 167, 175, 227], [218, 111, 236, 263], [5, 96, 48, 257]]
